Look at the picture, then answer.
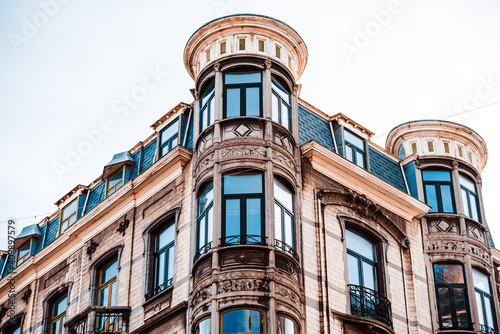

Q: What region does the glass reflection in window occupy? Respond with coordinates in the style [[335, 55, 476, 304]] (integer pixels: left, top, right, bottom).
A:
[[224, 73, 262, 118], [473, 269, 496, 331], [222, 309, 265, 334], [277, 315, 298, 334], [459, 175, 480, 222], [422, 170, 455, 213]]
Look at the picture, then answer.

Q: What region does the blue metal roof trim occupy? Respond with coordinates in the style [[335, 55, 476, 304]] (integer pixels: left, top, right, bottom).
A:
[[141, 138, 158, 172], [34, 224, 47, 254], [298, 105, 335, 151], [43, 215, 60, 247], [368, 147, 407, 192], [130, 149, 142, 180], [185, 113, 194, 150]]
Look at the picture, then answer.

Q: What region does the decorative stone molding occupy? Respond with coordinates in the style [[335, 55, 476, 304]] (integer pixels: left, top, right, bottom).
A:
[[220, 145, 267, 159], [427, 217, 459, 234], [197, 130, 214, 153], [222, 122, 263, 140], [195, 151, 215, 179], [192, 287, 212, 307], [217, 278, 270, 294]]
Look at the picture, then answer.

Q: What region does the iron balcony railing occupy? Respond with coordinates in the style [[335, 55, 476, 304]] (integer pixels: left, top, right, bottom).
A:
[[274, 239, 299, 262], [145, 277, 173, 301], [193, 241, 213, 263], [480, 324, 499, 334], [66, 306, 130, 334], [221, 234, 265, 246], [348, 284, 393, 328]]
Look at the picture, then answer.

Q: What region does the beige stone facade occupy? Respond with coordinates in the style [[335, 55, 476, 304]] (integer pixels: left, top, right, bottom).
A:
[[0, 14, 498, 334]]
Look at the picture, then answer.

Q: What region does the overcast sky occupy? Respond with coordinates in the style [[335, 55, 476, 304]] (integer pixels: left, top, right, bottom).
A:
[[1, 0, 499, 250]]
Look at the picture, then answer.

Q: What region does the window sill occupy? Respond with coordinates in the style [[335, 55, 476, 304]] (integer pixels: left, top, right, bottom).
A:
[[143, 283, 173, 308]]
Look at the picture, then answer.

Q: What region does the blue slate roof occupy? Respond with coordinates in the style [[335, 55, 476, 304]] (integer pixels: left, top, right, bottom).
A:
[[368, 147, 407, 193], [298, 105, 335, 151]]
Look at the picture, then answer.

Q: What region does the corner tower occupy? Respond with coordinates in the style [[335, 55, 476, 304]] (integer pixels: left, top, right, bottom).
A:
[[184, 15, 308, 334]]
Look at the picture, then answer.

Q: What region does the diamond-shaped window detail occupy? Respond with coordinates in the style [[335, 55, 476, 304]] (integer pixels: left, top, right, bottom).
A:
[[436, 220, 452, 232], [235, 251, 250, 264], [233, 123, 252, 137]]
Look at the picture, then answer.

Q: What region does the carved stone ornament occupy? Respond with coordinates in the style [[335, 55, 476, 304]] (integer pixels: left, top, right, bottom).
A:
[[345, 190, 380, 220], [467, 225, 484, 241], [220, 146, 266, 159], [273, 131, 294, 154], [116, 215, 130, 236], [217, 278, 269, 294], [271, 150, 296, 172], [21, 286, 32, 303], [86, 239, 99, 260], [192, 287, 212, 306], [195, 152, 215, 176], [276, 286, 300, 304]]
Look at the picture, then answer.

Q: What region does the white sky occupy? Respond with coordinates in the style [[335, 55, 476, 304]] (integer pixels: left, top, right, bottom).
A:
[[0, 0, 499, 250]]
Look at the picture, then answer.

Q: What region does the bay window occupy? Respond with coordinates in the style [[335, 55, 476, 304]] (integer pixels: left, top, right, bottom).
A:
[[222, 171, 264, 245], [460, 174, 481, 222], [221, 309, 265, 334], [223, 72, 262, 118], [271, 76, 291, 130], [422, 170, 455, 213], [196, 181, 213, 260], [200, 80, 215, 132], [433, 263, 471, 330], [274, 178, 296, 259]]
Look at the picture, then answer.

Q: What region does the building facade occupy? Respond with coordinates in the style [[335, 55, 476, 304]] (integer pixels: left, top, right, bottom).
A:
[[0, 14, 499, 334]]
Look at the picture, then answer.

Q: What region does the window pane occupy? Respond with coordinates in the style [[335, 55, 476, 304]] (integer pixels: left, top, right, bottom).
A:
[[453, 287, 468, 328], [272, 79, 290, 101], [201, 107, 207, 130], [284, 213, 293, 246], [226, 88, 240, 118], [345, 146, 353, 162], [484, 295, 494, 328], [437, 287, 452, 328], [225, 73, 261, 84], [425, 185, 438, 213], [199, 215, 206, 247], [207, 207, 213, 245], [160, 119, 178, 145], [434, 264, 465, 284], [422, 170, 451, 182], [222, 309, 264, 334], [272, 93, 279, 123], [469, 193, 479, 221], [225, 199, 241, 238], [476, 291, 485, 326], [99, 286, 109, 307], [110, 281, 117, 307], [157, 251, 165, 285], [440, 185, 454, 213], [275, 203, 282, 241], [461, 189, 470, 218], [158, 224, 175, 249], [278, 315, 298, 334], [347, 253, 360, 285], [355, 151, 364, 168], [247, 198, 261, 241], [209, 100, 214, 127], [281, 102, 289, 129], [18, 243, 30, 259], [473, 269, 491, 294], [168, 246, 174, 280], [346, 230, 375, 261], [53, 295, 67, 317], [62, 200, 77, 220], [363, 261, 377, 291], [344, 130, 364, 149], [101, 260, 117, 284], [459, 175, 476, 193], [201, 84, 214, 107], [198, 183, 214, 216], [274, 179, 293, 211], [246, 87, 260, 116], [224, 174, 262, 194], [196, 318, 211, 334], [108, 170, 123, 189]]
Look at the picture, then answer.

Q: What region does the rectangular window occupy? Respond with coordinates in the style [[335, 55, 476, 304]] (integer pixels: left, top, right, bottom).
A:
[[159, 118, 179, 157], [16, 240, 31, 266], [422, 170, 455, 213], [258, 40, 265, 52], [458, 145, 464, 157], [200, 81, 215, 132], [459, 175, 481, 222], [223, 72, 262, 118], [275, 45, 281, 58], [59, 199, 78, 235], [271, 77, 291, 130], [206, 49, 211, 62], [344, 129, 366, 168], [444, 142, 450, 153], [220, 42, 226, 54], [274, 178, 296, 259], [473, 269, 496, 332], [428, 141, 434, 152], [433, 264, 471, 330], [50, 295, 67, 334], [239, 38, 245, 50], [150, 224, 175, 298], [106, 167, 124, 197], [196, 182, 213, 261], [222, 172, 264, 245], [411, 142, 418, 154]]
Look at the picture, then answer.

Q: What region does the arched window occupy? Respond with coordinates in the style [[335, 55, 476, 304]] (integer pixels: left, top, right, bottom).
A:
[[196, 181, 214, 261], [472, 268, 497, 333], [195, 317, 211, 334], [200, 79, 215, 132], [271, 76, 291, 130], [223, 72, 262, 118], [222, 170, 264, 245], [459, 174, 481, 222], [274, 178, 296, 259], [433, 263, 471, 330], [221, 309, 265, 334], [152, 223, 175, 295], [277, 315, 298, 334], [422, 169, 455, 213], [50, 294, 67, 334], [97, 258, 118, 307]]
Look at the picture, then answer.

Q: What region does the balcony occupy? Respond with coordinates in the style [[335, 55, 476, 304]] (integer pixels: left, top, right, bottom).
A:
[[66, 306, 130, 334], [481, 324, 499, 334], [194, 241, 212, 263], [274, 239, 299, 262], [145, 277, 173, 301], [348, 284, 392, 328], [221, 234, 266, 246]]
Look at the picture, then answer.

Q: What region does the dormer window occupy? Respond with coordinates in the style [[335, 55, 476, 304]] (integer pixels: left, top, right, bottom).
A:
[[344, 129, 366, 168], [16, 240, 32, 266], [106, 167, 125, 197], [159, 118, 179, 157], [223, 72, 262, 118], [59, 199, 77, 235]]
